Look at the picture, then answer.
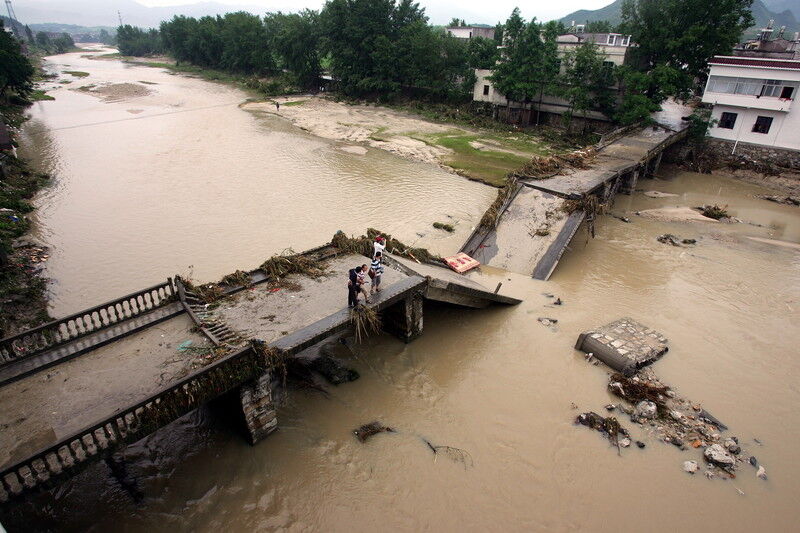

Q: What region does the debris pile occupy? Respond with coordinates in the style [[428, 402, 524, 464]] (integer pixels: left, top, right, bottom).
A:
[[575, 411, 631, 455], [699, 204, 730, 220], [656, 234, 696, 246], [354, 421, 395, 442], [605, 369, 764, 480], [757, 194, 799, 206]]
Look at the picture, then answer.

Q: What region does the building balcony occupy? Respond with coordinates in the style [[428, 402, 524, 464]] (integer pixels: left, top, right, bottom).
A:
[[702, 92, 793, 112]]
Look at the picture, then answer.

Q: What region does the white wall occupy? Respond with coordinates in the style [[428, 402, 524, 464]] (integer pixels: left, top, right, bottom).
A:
[[708, 105, 799, 150], [703, 62, 800, 150]]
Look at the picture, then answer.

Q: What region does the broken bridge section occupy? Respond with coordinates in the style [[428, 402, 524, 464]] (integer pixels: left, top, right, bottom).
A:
[[0, 244, 521, 503], [461, 107, 690, 281]]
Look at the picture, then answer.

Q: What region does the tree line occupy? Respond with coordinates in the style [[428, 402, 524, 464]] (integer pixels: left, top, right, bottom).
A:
[[117, 0, 499, 99], [114, 0, 754, 125], [489, 0, 753, 127]]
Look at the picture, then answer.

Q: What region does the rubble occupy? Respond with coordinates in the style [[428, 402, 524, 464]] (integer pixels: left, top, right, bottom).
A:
[[575, 412, 631, 455], [353, 421, 395, 442], [657, 234, 696, 246], [683, 460, 698, 474], [704, 444, 735, 469], [757, 194, 799, 206]]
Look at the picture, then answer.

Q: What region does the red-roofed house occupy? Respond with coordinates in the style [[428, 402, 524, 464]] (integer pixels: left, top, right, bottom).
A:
[[702, 56, 800, 150]]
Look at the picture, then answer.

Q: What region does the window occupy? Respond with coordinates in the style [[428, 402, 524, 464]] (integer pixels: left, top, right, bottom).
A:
[[707, 76, 796, 98], [760, 79, 781, 97], [719, 112, 737, 129], [607, 34, 618, 46], [621, 35, 631, 46], [483, 85, 490, 96], [781, 86, 794, 99], [752, 116, 773, 134]]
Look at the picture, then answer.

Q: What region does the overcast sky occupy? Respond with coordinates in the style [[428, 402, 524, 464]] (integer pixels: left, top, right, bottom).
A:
[[136, 0, 615, 24]]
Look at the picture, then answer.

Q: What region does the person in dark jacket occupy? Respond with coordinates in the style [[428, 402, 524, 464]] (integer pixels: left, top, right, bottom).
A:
[[348, 265, 362, 308]]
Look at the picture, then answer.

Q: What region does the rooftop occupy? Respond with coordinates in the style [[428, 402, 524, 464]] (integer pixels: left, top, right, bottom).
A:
[[709, 56, 800, 70]]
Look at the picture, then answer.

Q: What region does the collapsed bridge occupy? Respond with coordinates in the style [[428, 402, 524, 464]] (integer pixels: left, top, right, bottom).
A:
[[0, 237, 519, 502]]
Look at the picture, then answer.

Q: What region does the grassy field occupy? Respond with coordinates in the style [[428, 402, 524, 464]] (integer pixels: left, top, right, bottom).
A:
[[414, 130, 553, 186]]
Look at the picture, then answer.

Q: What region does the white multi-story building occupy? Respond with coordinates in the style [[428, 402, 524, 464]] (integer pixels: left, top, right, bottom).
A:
[[702, 56, 799, 150], [473, 32, 633, 126]]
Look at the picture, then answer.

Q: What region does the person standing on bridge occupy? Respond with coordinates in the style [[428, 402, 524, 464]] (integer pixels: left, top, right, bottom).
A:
[[370, 252, 384, 295], [348, 265, 361, 308], [373, 236, 385, 259], [356, 264, 370, 303]]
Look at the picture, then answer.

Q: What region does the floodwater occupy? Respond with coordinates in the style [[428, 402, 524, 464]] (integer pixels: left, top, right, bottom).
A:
[[19, 46, 494, 317], [5, 47, 800, 532]]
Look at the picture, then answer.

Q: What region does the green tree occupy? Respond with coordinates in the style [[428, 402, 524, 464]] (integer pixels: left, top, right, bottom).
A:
[[24, 25, 34, 44], [35, 31, 51, 50], [116, 25, 162, 56], [0, 20, 34, 99], [489, 9, 561, 123], [559, 40, 614, 131], [620, 0, 754, 88], [218, 12, 274, 73], [265, 10, 322, 89], [466, 36, 498, 69]]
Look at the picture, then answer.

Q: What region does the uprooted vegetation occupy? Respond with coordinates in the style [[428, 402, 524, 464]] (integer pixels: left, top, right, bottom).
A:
[[699, 204, 730, 220], [350, 305, 382, 343], [510, 147, 597, 180], [353, 420, 474, 469], [478, 176, 518, 230], [331, 228, 442, 264]]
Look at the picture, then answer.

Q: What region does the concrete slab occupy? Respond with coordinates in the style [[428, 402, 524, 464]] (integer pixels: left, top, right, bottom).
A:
[[0, 314, 209, 471], [214, 255, 408, 343], [464, 187, 570, 276], [575, 317, 669, 375], [387, 255, 521, 306]]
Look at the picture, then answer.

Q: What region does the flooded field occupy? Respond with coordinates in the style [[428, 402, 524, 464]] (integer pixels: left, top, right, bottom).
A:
[[4, 47, 800, 532]]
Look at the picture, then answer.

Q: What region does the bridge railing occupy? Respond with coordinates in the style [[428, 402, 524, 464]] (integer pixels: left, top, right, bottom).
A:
[[0, 343, 265, 502], [0, 279, 176, 365]]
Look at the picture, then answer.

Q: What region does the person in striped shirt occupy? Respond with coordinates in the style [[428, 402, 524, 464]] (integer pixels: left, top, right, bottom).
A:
[[370, 252, 384, 294]]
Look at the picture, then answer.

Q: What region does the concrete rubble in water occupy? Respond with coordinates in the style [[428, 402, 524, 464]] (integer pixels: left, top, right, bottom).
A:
[[574, 319, 768, 483]]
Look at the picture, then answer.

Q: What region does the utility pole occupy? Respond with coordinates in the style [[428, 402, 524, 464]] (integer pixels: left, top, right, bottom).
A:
[[118, 10, 124, 26], [5, 0, 21, 37]]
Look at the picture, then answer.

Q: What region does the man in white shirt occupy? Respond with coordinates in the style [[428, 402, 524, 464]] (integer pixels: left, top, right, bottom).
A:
[[373, 236, 385, 259]]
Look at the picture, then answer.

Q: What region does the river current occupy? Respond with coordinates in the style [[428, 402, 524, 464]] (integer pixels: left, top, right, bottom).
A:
[[4, 46, 800, 532]]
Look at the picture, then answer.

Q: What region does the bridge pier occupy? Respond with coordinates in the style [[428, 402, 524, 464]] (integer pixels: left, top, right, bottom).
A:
[[382, 292, 424, 343], [239, 370, 278, 445], [620, 169, 640, 195]]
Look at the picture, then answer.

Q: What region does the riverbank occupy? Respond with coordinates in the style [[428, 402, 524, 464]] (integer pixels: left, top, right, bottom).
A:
[[245, 95, 560, 186], [0, 105, 52, 337]]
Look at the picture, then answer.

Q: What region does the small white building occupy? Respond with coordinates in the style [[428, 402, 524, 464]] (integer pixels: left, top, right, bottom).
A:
[[702, 56, 800, 150], [446, 24, 495, 40]]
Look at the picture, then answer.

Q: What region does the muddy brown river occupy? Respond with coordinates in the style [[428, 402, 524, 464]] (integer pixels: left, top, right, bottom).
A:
[[4, 46, 800, 531]]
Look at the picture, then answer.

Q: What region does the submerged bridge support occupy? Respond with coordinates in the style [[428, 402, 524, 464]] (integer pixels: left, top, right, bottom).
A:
[[382, 292, 424, 343], [239, 370, 278, 445]]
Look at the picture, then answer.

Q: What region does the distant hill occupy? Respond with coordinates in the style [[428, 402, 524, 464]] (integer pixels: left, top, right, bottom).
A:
[[10, 0, 278, 29], [558, 0, 800, 35], [28, 23, 117, 36], [763, 0, 799, 20]]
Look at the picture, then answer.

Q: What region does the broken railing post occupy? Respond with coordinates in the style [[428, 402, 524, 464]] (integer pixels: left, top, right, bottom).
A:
[[382, 292, 424, 343], [239, 370, 278, 445]]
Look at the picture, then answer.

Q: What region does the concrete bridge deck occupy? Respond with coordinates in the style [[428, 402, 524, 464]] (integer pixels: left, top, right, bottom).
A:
[[462, 108, 690, 280], [0, 245, 520, 502]]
